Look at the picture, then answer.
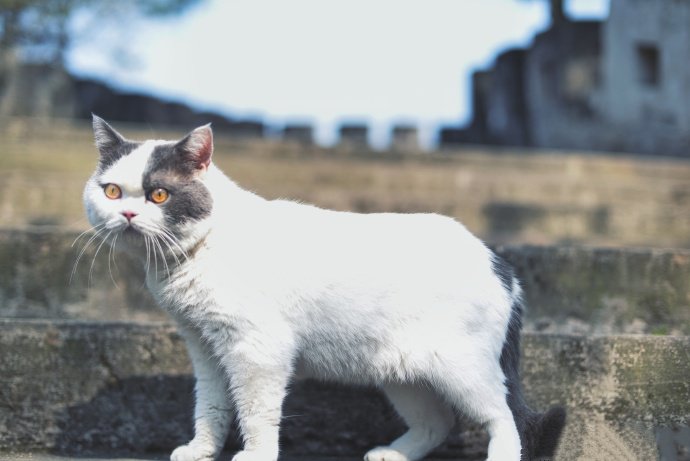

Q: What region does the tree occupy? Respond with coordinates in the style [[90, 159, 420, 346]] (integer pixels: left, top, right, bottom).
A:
[[0, 0, 203, 117], [0, 0, 203, 67]]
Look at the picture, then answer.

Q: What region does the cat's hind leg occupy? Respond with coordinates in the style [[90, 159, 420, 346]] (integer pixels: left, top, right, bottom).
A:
[[364, 383, 455, 461], [435, 361, 522, 461]]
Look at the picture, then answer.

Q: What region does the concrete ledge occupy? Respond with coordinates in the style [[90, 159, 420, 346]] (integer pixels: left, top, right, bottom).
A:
[[3, 230, 690, 334], [495, 244, 690, 335], [1, 320, 688, 460]]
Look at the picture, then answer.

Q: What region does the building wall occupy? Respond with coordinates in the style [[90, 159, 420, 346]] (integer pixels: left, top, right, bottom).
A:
[[524, 21, 602, 150], [485, 49, 530, 146], [448, 1, 690, 157], [601, 0, 690, 155]]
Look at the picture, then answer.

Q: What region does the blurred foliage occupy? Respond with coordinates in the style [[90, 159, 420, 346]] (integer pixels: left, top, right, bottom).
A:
[[0, 0, 203, 66]]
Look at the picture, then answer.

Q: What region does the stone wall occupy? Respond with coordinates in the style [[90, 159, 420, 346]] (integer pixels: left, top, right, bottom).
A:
[[1, 320, 688, 459], [2, 230, 688, 335]]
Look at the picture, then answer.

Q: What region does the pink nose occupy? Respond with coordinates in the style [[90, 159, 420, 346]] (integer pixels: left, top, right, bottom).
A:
[[121, 211, 138, 222]]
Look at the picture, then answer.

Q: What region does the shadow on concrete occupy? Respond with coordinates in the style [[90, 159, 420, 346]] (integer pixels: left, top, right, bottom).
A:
[[51, 375, 196, 457], [50, 377, 487, 459]]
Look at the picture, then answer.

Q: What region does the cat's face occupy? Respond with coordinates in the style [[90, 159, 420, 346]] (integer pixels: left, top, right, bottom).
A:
[[83, 116, 214, 255]]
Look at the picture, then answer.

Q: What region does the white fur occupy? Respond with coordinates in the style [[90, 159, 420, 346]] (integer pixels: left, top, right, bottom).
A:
[[84, 140, 522, 461]]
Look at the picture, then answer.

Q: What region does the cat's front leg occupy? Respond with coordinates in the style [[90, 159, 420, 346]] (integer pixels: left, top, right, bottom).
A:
[[172, 326, 234, 461], [217, 335, 294, 461]]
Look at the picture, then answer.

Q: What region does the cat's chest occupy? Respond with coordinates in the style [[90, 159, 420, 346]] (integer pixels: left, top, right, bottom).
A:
[[146, 250, 270, 323], [147, 258, 217, 314]]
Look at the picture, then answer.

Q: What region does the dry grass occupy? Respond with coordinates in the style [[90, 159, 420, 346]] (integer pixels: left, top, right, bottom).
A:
[[2, 117, 690, 248]]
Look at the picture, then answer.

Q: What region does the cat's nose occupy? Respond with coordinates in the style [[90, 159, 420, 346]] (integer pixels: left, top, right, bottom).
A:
[[121, 210, 138, 222]]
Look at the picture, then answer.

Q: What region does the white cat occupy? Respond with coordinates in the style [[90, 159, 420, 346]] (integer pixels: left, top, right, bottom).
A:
[[83, 116, 565, 461]]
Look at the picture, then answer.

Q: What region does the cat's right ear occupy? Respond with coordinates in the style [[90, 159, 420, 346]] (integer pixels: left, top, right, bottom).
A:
[[92, 114, 126, 158]]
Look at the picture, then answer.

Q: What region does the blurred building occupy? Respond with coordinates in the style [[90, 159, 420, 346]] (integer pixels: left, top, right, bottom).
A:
[[281, 124, 314, 145], [442, 0, 690, 157], [390, 124, 420, 153], [338, 123, 369, 150]]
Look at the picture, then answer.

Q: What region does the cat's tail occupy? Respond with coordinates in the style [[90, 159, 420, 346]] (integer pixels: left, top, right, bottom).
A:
[[494, 256, 567, 460]]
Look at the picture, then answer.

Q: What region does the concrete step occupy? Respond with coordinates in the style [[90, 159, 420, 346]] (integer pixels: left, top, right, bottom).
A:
[[1, 320, 689, 460], [2, 230, 690, 335]]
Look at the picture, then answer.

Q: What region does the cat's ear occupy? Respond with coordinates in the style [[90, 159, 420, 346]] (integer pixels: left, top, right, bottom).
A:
[[175, 124, 213, 171], [92, 114, 126, 157]]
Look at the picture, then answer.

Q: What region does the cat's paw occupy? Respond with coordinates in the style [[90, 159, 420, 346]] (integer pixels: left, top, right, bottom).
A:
[[231, 449, 278, 461], [364, 446, 410, 461], [170, 443, 215, 461]]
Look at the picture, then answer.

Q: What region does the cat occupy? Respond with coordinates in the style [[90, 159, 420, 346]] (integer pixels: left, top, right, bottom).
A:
[[83, 115, 566, 461]]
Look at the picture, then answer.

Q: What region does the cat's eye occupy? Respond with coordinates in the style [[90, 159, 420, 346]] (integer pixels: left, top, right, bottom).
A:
[[103, 183, 121, 200], [149, 188, 169, 204]]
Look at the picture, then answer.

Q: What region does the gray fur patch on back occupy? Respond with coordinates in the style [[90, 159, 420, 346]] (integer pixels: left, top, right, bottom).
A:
[[499, 286, 567, 459], [491, 253, 515, 294], [142, 144, 213, 225]]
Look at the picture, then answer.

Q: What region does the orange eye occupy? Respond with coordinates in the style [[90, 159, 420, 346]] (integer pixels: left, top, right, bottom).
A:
[[149, 188, 169, 204], [103, 183, 121, 200]]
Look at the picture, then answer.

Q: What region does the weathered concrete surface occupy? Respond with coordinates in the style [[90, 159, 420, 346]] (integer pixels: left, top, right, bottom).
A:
[[2, 230, 690, 335], [1, 320, 689, 460], [0, 320, 487, 460], [522, 334, 690, 460], [495, 245, 690, 335], [0, 229, 162, 321]]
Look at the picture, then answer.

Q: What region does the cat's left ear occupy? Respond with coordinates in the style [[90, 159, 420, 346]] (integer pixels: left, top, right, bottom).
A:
[[175, 124, 213, 171], [92, 114, 126, 155]]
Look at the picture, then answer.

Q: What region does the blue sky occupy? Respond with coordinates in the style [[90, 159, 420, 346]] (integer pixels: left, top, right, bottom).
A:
[[68, 0, 609, 148]]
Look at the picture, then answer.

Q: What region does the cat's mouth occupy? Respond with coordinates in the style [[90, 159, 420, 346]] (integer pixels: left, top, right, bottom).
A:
[[112, 221, 147, 242], [122, 225, 140, 235]]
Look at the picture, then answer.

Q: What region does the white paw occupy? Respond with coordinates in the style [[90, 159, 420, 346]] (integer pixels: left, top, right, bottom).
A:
[[170, 443, 215, 461], [364, 446, 410, 461], [231, 449, 278, 461]]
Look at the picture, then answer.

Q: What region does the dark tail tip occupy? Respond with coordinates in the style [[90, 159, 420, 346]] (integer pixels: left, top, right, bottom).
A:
[[530, 405, 567, 460]]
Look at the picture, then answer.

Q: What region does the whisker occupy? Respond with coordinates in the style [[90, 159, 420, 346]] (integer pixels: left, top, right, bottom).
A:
[[71, 228, 104, 272], [143, 234, 151, 287], [71, 222, 106, 248], [152, 235, 171, 280], [107, 233, 120, 288], [89, 230, 112, 286], [156, 232, 182, 269], [135, 222, 183, 275], [147, 225, 186, 266], [144, 235, 151, 276], [159, 228, 190, 262], [70, 227, 107, 284], [148, 236, 158, 281]]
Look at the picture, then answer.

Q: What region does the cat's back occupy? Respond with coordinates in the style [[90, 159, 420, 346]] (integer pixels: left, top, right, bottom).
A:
[[264, 198, 487, 257], [202, 196, 496, 293], [209, 198, 495, 293]]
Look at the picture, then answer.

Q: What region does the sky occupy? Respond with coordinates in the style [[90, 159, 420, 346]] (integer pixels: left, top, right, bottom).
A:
[[67, 0, 609, 148]]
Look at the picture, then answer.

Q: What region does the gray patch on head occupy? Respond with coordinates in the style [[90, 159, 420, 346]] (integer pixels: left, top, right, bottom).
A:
[[148, 141, 200, 176], [142, 144, 213, 226], [97, 140, 142, 173], [92, 116, 142, 172]]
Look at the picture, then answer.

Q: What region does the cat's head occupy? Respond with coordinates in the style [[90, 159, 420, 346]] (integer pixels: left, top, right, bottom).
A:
[[83, 115, 214, 257]]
